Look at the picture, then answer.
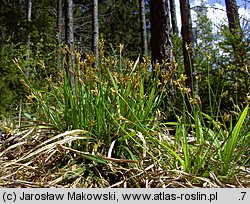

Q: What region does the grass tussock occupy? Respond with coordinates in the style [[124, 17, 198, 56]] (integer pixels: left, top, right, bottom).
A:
[[0, 123, 249, 188], [0, 50, 249, 187]]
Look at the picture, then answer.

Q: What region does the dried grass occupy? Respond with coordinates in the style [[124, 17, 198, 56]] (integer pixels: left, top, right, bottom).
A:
[[1, 124, 249, 188]]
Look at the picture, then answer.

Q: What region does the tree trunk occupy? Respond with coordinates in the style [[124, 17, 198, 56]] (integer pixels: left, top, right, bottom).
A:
[[26, 0, 32, 76], [225, 0, 241, 33], [225, 0, 244, 60], [139, 0, 148, 57], [150, 0, 174, 64], [57, 0, 63, 69], [179, 0, 198, 96], [92, 0, 99, 67], [64, 0, 75, 90], [225, 0, 248, 93], [169, 0, 178, 34], [26, 0, 32, 24]]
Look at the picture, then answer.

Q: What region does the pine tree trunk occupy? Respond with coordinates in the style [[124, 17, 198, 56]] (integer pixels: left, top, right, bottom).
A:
[[169, 0, 178, 34], [150, 0, 174, 64], [57, 0, 63, 69], [179, 0, 198, 96], [139, 0, 148, 57], [225, 0, 241, 33], [225, 0, 247, 92], [92, 0, 99, 67], [225, 0, 244, 59], [150, 0, 175, 98], [64, 0, 75, 90], [26, 0, 32, 76]]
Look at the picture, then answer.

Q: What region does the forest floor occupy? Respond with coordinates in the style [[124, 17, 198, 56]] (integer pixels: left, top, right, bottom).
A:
[[1, 122, 249, 188]]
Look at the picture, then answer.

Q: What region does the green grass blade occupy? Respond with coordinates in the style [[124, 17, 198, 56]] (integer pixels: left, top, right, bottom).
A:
[[222, 105, 249, 175]]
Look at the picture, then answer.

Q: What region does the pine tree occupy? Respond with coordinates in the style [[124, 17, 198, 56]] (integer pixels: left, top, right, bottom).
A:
[[26, 0, 32, 76], [150, 0, 174, 64], [225, 0, 245, 61], [169, 0, 178, 34], [92, 0, 99, 66], [179, 0, 198, 96], [139, 0, 148, 57], [64, 0, 75, 89], [193, 0, 214, 59], [57, 0, 63, 69], [225, 0, 242, 34], [99, 0, 141, 59]]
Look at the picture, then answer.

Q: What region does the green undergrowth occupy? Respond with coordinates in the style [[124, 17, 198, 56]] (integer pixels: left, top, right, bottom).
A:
[[0, 50, 249, 187]]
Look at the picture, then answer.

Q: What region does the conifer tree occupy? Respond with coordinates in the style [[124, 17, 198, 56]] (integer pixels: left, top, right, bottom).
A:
[[92, 0, 99, 66], [65, 0, 75, 89], [139, 0, 148, 57], [179, 0, 198, 96]]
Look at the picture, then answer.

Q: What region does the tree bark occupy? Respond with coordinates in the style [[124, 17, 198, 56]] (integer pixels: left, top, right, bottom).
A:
[[57, 0, 63, 69], [225, 0, 247, 92], [64, 0, 75, 90], [26, 0, 32, 22], [225, 0, 244, 59], [26, 0, 32, 76], [139, 0, 148, 57], [225, 0, 241, 33], [150, 0, 174, 64], [179, 0, 198, 96], [169, 0, 178, 34], [92, 0, 99, 67]]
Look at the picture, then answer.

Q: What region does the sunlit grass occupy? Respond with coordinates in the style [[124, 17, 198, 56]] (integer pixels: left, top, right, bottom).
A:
[[1, 49, 248, 187]]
